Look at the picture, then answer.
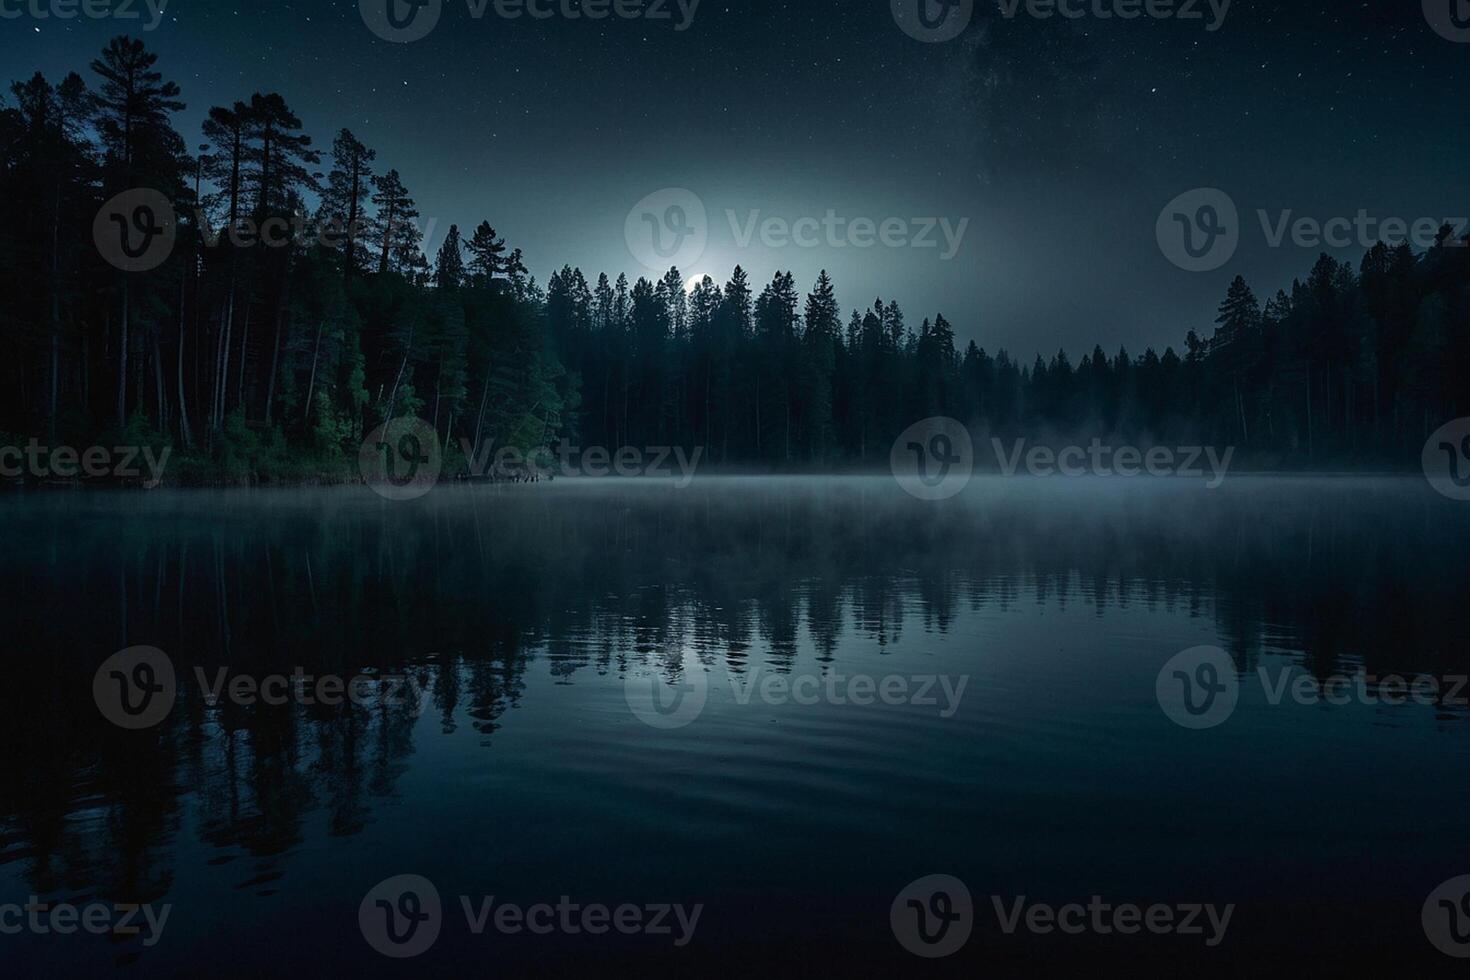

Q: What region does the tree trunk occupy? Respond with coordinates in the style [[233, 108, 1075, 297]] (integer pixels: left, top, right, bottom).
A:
[[302, 320, 325, 431], [236, 304, 252, 417], [214, 287, 233, 429], [384, 323, 415, 422], [177, 272, 194, 450], [153, 335, 168, 431], [379, 200, 396, 274], [117, 280, 129, 427], [265, 254, 293, 426], [473, 364, 492, 457], [48, 182, 61, 445]]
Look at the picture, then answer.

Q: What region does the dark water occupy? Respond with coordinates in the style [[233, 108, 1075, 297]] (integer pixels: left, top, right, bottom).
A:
[[3, 476, 1470, 975]]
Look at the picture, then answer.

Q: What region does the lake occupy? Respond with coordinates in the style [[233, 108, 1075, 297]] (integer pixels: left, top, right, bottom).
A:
[[3, 476, 1469, 974]]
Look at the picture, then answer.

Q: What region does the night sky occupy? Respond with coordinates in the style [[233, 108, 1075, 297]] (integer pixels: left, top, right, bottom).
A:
[[3, 0, 1465, 358]]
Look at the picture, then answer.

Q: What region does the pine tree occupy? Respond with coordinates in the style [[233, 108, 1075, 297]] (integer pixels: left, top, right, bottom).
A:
[[465, 220, 507, 287], [434, 224, 465, 291], [370, 169, 421, 275], [89, 35, 186, 427], [321, 128, 375, 278]]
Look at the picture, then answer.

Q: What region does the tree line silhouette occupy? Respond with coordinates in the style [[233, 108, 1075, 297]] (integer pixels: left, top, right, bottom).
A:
[[1, 36, 1466, 480]]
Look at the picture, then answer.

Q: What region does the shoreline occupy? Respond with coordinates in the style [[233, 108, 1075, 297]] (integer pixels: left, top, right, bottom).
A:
[[0, 467, 1432, 492]]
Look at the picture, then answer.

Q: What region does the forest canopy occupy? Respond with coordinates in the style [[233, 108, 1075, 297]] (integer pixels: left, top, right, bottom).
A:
[[1, 36, 1467, 483]]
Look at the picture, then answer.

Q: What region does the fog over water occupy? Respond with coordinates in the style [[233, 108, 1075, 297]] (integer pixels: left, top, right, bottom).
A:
[[3, 476, 1468, 972]]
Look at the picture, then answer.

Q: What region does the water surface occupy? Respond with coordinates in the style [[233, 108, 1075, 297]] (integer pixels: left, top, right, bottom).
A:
[[3, 476, 1468, 974]]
